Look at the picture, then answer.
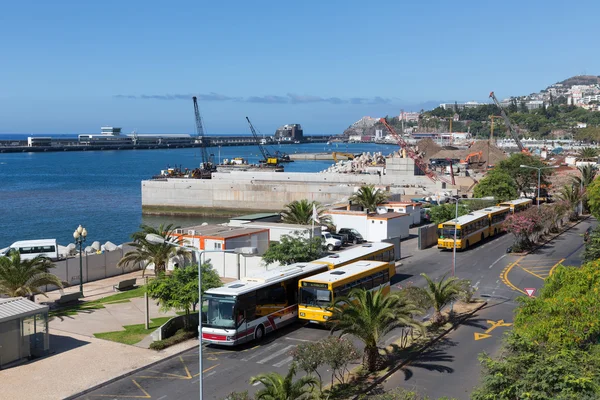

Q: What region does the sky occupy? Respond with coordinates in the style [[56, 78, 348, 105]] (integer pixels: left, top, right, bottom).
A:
[[1, 0, 598, 135]]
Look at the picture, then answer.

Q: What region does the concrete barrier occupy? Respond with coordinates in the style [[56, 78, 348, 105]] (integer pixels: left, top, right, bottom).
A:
[[151, 313, 199, 341], [418, 224, 438, 250]]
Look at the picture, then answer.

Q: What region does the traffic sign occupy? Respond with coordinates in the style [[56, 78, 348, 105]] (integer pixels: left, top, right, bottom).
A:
[[524, 288, 536, 297]]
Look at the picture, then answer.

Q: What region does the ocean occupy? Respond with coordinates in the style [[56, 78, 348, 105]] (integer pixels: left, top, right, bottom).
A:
[[0, 141, 400, 247]]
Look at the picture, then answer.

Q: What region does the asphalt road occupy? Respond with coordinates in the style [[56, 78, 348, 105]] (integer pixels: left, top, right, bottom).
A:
[[74, 218, 593, 400]]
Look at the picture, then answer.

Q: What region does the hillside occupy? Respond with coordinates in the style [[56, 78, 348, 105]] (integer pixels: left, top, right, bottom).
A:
[[556, 75, 600, 87]]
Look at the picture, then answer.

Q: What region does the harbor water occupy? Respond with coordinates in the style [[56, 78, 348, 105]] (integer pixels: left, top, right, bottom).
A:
[[0, 142, 400, 247]]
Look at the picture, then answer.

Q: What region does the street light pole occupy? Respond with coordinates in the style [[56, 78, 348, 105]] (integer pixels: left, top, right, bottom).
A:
[[72, 225, 88, 296], [519, 165, 559, 208]]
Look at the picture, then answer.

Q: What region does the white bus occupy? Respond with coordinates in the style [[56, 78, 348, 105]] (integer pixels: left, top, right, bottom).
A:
[[202, 262, 329, 346], [0, 239, 60, 261]]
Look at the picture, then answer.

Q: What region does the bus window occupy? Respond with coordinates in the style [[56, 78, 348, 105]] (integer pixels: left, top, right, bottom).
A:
[[299, 287, 332, 307]]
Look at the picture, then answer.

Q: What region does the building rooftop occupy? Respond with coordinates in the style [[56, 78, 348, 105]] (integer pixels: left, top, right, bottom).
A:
[[367, 212, 408, 220], [179, 224, 268, 239], [0, 297, 49, 323], [246, 222, 313, 229]]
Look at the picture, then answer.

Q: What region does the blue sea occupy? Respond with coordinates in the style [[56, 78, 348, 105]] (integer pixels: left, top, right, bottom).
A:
[[0, 140, 400, 247]]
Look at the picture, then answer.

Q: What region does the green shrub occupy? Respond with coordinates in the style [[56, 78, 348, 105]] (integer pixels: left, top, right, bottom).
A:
[[149, 328, 196, 350]]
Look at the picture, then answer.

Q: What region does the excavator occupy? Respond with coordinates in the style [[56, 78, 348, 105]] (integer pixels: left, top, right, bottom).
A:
[[332, 152, 356, 163], [489, 92, 530, 155], [460, 151, 483, 165]]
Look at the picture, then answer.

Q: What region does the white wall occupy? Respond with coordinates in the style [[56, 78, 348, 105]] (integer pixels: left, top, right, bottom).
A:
[[200, 252, 282, 280], [325, 213, 369, 238], [204, 238, 224, 251], [225, 231, 269, 255]]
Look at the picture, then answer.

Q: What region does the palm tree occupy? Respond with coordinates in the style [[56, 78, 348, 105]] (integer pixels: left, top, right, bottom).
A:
[[556, 184, 584, 220], [572, 164, 598, 188], [577, 147, 599, 160], [348, 185, 390, 213], [280, 199, 331, 226], [250, 363, 318, 400], [117, 224, 189, 276], [0, 253, 63, 298], [328, 287, 423, 372], [420, 273, 465, 324]]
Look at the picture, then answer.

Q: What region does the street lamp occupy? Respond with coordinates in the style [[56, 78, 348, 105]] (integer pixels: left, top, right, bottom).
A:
[[519, 165, 559, 208], [72, 225, 88, 296], [145, 233, 240, 400]]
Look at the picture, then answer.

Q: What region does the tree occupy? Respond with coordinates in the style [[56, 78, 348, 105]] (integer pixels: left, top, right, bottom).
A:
[[291, 341, 325, 390], [249, 363, 318, 400], [519, 101, 528, 113], [586, 177, 600, 220], [348, 185, 390, 213], [321, 336, 359, 386], [473, 171, 517, 203], [428, 203, 470, 226], [419, 273, 465, 324], [118, 224, 189, 276], [261, 233, 323, 265], [494, 153, 552, 197], [280, 199, 331, 226], [572, 164, 598, 188], [0, 253, 63, 298], [556, 184, 584, 220], [502, 207, 541, 250], [583, 226, 600, 263], [577, 147, 599, 160], [328, 287, 424, 372], [146, 263, 221, 330]]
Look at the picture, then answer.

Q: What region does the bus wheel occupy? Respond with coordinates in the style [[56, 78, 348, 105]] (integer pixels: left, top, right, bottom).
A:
[[465, 240, 470, 249], [481, 233, 485, 242], [494, 228, 498, 236], [254, 325, 265, 342]]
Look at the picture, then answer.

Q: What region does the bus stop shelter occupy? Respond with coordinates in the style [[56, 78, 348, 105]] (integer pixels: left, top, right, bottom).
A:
[[0, 297, 49, 368]]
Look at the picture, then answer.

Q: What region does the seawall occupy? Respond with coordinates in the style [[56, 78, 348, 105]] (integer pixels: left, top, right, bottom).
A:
[[141, 169, 444, 216]]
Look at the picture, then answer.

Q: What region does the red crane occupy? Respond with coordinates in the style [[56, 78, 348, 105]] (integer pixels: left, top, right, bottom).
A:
[[379, 118, 454, 185]]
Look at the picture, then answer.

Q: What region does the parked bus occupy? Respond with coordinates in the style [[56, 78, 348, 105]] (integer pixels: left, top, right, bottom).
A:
[[474, 206, 511, 237], [298, 260, 394, 323], [498, 198, 533, 214], [0, 239, 60, 261], [312, 242, 396, 269], [437, 213, 490, 250]]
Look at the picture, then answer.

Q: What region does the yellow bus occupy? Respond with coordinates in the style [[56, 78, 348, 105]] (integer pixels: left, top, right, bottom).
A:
[[498, 198, 533, 214], [312, 242, 395, 269], [437, 212, 490, 250], [474, 206, 511, 237], [298, 260, 394, 323]]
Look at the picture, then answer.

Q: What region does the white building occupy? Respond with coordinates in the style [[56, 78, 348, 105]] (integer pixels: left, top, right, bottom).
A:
[[324, 209, 411, 242], [228, 221, 321, 242], [378, 201, 422, 226], [440, 101, 484, 110]]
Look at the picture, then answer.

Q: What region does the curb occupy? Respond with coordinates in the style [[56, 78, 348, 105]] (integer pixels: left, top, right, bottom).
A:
[[63, 341, 199, 400], [353, 301, 488, 399]]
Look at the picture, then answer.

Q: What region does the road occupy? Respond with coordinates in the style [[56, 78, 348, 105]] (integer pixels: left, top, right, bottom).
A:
[[74, 218, 593, 400]]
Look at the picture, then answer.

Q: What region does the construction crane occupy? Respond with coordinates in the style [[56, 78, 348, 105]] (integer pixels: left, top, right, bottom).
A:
[[332, 152, 355, 163], [489, 92, 527, 153], [192, 96, 215, 174], [379, 118, 455, 185], [245, 116, 278, 165]]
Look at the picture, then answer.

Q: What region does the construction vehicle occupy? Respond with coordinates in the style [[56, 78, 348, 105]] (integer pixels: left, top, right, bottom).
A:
[[489, 92, 529, 154], [245, 117, 279, 166], [192, 96, 215, 178], [379, 118, 455, 185], [332, 152, 356, 163], [460, 151, 483, 165]]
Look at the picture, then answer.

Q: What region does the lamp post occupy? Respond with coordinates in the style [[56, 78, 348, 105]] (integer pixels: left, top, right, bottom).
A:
[[145, 233, 239, 400], [519, 165, 559, 208], [72, 225, 88, 295]]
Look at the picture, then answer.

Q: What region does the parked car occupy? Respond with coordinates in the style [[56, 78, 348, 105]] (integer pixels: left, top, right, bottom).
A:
[[330, 232, 349, 246], [321, 233, 342, 251], [338, 228, 364, 244]]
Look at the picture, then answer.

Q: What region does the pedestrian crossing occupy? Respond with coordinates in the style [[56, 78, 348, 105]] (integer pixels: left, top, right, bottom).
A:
[[238, 342, 297, 368]]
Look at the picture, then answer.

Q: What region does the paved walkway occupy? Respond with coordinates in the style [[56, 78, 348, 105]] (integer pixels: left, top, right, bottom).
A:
[[1, 330, 198, 400]]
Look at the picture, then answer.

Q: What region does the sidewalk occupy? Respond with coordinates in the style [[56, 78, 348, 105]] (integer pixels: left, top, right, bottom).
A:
[[1, 330, 197, 400]]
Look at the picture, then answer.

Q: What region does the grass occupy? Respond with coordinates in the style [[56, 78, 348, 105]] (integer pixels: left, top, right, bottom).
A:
[[93, 316, 172, 345], [49, 285, 146, 318]]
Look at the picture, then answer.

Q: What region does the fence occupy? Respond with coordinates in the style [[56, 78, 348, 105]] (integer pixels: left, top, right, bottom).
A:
[[44, 245, 140, 292], [418, 224, 438, 250]]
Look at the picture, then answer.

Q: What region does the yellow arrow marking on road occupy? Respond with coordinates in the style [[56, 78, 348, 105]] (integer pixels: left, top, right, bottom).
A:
[[474, 319, 513, 340]]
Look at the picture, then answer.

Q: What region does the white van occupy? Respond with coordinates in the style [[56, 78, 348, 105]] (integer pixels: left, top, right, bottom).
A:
[[0, 239, 60, 261]]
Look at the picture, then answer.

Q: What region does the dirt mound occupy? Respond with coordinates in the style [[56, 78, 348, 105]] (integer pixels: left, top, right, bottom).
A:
[[415, 138, 442, 158], [467, 141, 508, 166]]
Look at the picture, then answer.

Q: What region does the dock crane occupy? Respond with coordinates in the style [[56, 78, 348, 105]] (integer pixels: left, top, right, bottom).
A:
[[245, 116, 279, 165], [192, 96, 215, 177], [489, 92, 528, 153], [379, 118, 455, 185]]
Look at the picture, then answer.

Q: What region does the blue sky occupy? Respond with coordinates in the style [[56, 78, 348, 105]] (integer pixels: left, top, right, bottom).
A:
[[0, 0, 598, 135]]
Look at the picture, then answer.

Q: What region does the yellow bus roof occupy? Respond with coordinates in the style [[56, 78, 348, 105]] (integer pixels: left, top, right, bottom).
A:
[[440, 212, 489, 227], [473, 206, 510, 216], [312, 242, 394, 267], [499, 198, 533, 206], [300, 260, 390, 285]]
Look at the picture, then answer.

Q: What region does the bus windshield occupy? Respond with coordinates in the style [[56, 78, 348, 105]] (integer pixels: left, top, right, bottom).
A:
[[299, 287, 332, 307], [439, 226, 461, 239], [203, 294, 237, 329]]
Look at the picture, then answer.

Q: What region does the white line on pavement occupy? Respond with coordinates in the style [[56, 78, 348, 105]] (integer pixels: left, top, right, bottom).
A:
[[489, 254, 507, 269], [256, 345, 296, 365], [273, 356, 294, 368], [241, 343, 281, 362]]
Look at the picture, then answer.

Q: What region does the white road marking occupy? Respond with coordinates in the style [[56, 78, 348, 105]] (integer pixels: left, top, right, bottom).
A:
[[157, 396, 168, 400], [285, 337, 312, 342], [253, 381, 262, 386], [489, 254, 507, 269], [273, 356, 294, 368], [204, 370, 219, 379], [256, 345, 295, 364], [241, 343, 282, 362]]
